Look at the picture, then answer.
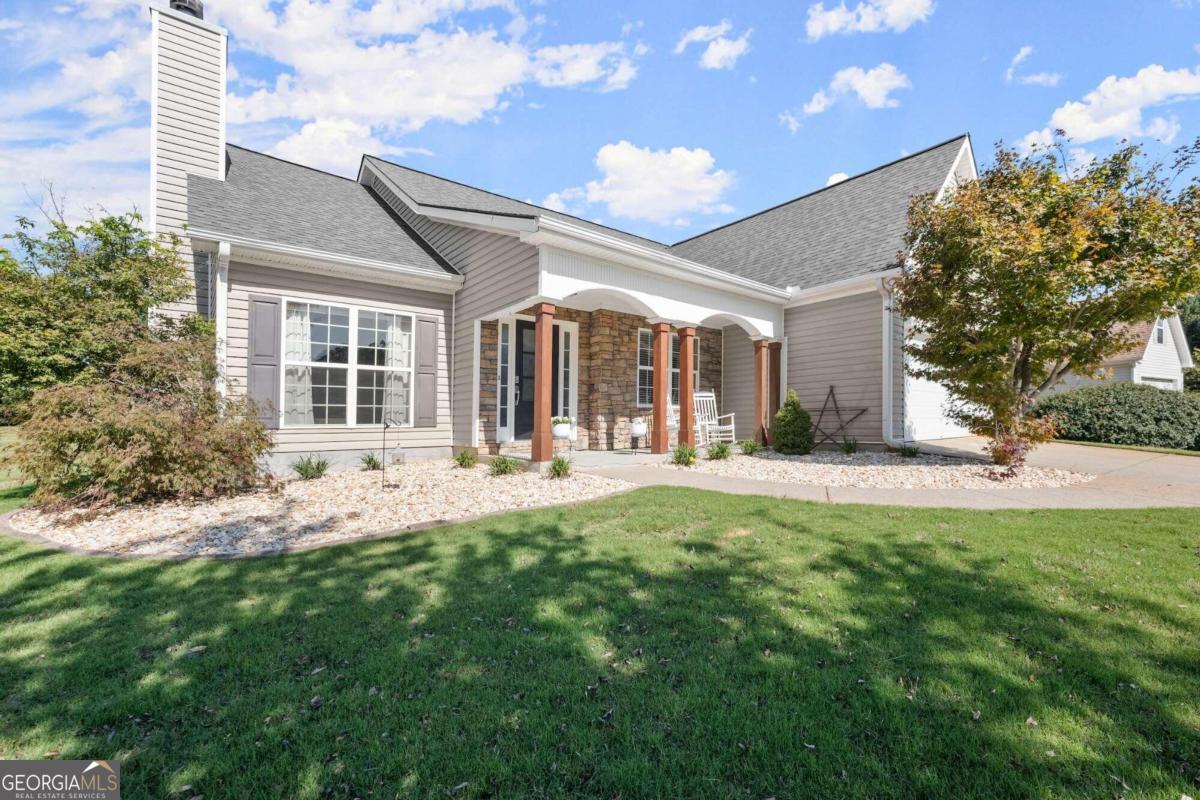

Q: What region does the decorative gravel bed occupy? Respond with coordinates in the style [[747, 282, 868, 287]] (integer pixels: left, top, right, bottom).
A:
[[668, 451, 1094, 490], [8, 461, 633, 558]]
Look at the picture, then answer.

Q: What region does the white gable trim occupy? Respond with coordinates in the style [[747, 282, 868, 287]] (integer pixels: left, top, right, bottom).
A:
[[1168, 316, 1195, 367]]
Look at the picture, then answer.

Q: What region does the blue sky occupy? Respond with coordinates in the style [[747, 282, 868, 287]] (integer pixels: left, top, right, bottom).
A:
[[1, 0, 1199, 242]]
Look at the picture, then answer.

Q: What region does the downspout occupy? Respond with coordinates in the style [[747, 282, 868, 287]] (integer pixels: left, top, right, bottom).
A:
[[878, 278, 905, 449]]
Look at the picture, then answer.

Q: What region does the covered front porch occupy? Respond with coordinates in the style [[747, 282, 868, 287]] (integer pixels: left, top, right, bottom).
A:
[[475, 291, 783, 463]]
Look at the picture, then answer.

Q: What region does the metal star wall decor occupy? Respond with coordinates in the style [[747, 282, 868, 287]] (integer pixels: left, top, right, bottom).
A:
[[812, 385, 867, 448]]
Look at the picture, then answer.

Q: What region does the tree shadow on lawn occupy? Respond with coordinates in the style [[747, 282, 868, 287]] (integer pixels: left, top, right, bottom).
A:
[[0, 488, 1196, 799]]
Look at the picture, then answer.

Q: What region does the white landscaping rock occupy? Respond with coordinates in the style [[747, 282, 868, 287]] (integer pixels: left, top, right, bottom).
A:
[[10, 461, 633, 558], [669, 451, 1094, 490]]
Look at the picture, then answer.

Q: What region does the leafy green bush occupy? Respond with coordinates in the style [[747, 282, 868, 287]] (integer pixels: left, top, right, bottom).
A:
[[547, 455, 572, 479], [489, 455, 522, 476], [292, 455, 329, 481], [840, 437, 859, 454], [1032, 382, 1200, 450], [11, 321, 272, 506], [360, 452, 382, 471], [671, 444, 697, 466], [738, 439, 761, 456], [454, 449, 478, 469], [1185, 349, 1199, 392], [772, 390, 814, 455], [0, 212, 187, 422], [706, 441, 731, 460]]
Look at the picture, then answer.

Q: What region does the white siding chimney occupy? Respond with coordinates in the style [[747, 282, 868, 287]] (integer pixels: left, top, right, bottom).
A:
[[149, 2, 227, 318]]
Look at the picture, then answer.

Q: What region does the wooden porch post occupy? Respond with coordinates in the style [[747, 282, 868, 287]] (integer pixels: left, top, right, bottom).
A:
[[531, 302, 556, 462], [754, 339, 769, 444], [767, 341, 782, 444], [677, 326, 696, 447], [650, 321, 672, 454]]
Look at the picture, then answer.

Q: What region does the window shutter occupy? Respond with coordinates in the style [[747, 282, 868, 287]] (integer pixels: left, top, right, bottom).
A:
[[414, 315, 439, 427], [247, 295, 281, 429]]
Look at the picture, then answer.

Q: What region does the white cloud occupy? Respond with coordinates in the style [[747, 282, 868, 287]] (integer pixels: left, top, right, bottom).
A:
[[1004, 45, 1033, 83], [545, 141, 735, 226], [1004, 45, 1061, 87], [0, 0, 650, 224], [802, 63, 912, 115], [826, 172, 850, 186], [806, 0, 935, 40], [271, 119, 431, 177], [1022, 64, 1200, 147], [674, 20, 752, 70], [778, 110, 803, 134]]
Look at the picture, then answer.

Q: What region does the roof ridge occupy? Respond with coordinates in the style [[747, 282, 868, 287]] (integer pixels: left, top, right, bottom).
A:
[[670, 133, 969, 248], [362, 153, 670, 248], [227, 143, 363, 185]]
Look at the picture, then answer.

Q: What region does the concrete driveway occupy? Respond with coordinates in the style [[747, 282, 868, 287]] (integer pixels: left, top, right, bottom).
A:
[[582, 438, 1200, 509]]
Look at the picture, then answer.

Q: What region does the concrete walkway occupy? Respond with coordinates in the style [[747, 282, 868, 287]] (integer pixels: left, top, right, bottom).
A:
[[577, 438, 1200, 509]]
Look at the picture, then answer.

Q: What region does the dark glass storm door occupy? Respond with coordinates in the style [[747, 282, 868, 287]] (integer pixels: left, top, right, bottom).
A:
[[513, 319, 559, 440]]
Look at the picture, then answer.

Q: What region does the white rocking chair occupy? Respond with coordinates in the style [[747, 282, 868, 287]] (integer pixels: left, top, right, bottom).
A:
[[694, 390, 735, 446]]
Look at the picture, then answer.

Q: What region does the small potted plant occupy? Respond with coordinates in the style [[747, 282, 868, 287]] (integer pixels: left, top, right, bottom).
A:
[[551, 416, 573, 439], [630, 416, 648, 439]]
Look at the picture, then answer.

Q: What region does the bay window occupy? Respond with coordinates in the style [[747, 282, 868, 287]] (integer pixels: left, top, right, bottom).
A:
[[283, 301, 414, 427]]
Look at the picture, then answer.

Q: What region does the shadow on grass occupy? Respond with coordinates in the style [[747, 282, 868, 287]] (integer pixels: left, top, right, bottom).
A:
[[0, 487, 1196, 798]]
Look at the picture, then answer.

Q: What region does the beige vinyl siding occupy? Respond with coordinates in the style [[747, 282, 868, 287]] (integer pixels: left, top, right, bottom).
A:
[[784, 291, 884, 445], [226, 261, 452, 454], [152, 9, 224, 320], [722, 325, 759, 441], [365, 178, 541, 447]]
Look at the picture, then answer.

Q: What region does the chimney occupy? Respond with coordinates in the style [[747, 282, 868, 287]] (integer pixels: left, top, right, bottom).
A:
[[168, 0, 204, 19], [149, 1, 227, 317]]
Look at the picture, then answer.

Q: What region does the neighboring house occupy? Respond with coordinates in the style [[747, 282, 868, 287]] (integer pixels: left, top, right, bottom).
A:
[[1052, 317, 1195, 394], [150, 3, 978, 468]]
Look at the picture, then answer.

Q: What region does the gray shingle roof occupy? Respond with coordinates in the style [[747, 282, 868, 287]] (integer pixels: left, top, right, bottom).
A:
[[363, 155, 670, 252], [669, 135, 969, 289], [188, 146, 457, 277]]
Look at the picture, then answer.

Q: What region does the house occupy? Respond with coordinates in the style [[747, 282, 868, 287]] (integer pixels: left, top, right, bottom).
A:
[[150, 2, 979, 469], [1051, 317, 1195, 394]]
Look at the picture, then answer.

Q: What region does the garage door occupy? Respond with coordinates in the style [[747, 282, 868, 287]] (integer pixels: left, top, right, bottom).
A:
[[904, 375, 970, 440]]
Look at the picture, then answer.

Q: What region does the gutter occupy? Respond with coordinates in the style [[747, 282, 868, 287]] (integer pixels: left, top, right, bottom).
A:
[[187, 228, 465, 291], [878, 278, 905, 449]]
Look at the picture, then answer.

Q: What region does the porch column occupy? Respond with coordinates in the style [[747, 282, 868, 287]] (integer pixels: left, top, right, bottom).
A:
[[754, 339, 769, 444], [650, 321, 672, 454], [531, 302, 556, 462], [677, 326, 697, 447], [767, 341, 782, 444]]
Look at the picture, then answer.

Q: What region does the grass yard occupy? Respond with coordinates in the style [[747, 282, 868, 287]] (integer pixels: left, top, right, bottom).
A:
[[0, 426, 32, 513], [0, 487, 1197, 799]]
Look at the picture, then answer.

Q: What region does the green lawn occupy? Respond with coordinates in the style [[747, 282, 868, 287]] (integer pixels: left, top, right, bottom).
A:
[[1, 488, 1197, 799], [0, 426, 32, 512]]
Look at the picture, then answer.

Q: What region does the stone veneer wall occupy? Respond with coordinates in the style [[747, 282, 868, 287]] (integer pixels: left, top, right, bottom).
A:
[[479, 308, 723, 453]]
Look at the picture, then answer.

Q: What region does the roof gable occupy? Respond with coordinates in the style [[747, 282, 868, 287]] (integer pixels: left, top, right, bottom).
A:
[[188, 146, 457, 277], [362, 155, 670, 252], [669, 135, 970, 289]]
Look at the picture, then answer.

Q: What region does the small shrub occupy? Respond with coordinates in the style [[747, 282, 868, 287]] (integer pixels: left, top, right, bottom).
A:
[[360, 452, 383, 471], [489, 454, 522, 476], [772, 389, 814, 455], [898, 444, 921, 458], [671, 444, 697, 466], [291, 454, 329, 480], [11, 321, 271, 507], [840, 437, 859, 454], [454, 449, 478, 469], [547, 455, 572, 478], [706, 441, 731, 460], [738, 439, 761, 456], [1032, 382, 1200, 451]]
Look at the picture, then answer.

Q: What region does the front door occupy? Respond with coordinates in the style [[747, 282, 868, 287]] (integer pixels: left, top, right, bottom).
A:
[[513, 320, 559, 440]]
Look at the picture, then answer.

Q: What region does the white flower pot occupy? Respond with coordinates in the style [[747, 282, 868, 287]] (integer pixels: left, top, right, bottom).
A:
[[552, 423, 573, 440], [630, 420, 648, 438]]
